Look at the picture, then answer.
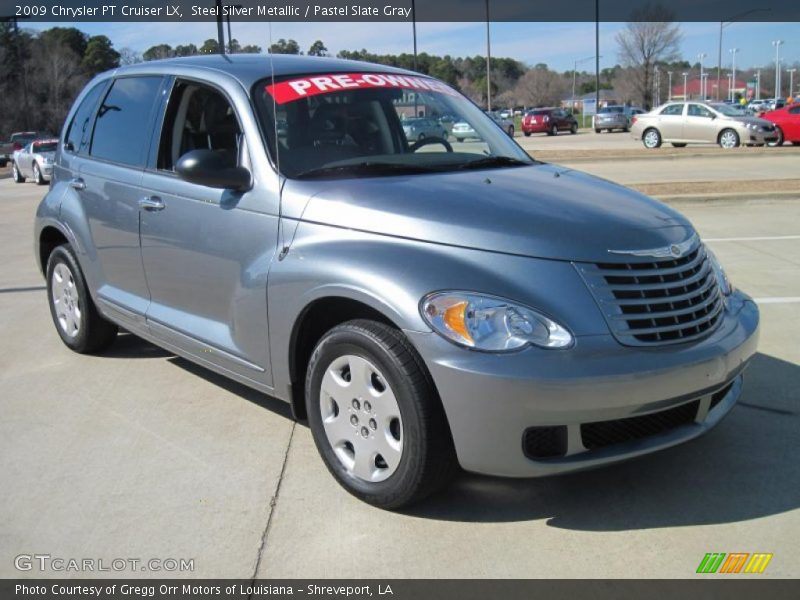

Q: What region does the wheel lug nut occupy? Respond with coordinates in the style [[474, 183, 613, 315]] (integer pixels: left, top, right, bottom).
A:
[[360, 426, 369, 437], [363, 401, 372, 412], [352, 399, 360, 410], [369, 419, 377, 430], [350, 415, 358, 426]]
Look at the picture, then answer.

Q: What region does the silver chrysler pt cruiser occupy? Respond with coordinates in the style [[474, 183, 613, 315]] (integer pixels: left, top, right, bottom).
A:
[[34, 55, 759, 508]]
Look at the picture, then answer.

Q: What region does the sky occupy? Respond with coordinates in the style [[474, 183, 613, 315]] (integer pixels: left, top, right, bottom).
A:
[[24, 20, 800, 73]]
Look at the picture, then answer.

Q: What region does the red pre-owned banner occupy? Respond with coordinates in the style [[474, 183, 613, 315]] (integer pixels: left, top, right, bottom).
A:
[[265, 72, 461, 104]]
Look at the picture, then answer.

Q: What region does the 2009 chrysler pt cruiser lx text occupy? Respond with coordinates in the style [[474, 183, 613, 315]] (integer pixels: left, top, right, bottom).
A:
[[34, 55, 759, 508]]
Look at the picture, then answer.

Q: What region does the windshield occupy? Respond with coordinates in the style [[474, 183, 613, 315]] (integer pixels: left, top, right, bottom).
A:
[[711, 103, 746, 116], [252, 72, 533, 179]]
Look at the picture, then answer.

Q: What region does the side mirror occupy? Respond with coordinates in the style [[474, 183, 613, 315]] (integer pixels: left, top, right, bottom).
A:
[[176, 149, 252, 192]]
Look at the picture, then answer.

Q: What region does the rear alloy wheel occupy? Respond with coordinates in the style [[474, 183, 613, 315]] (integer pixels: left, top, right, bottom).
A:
[[12, 162, 25, 183], [507, 125, 514, 137], [46, 244, 118, 353], [417, 133, 426, 142], [33, 163, 45, 185], [570, 123, 578, 134], [718, 128, 740, 149], [642, 128, 662, 149], [550, 124, 558, 136], [306, 319, 457, 509], [767, 127, 784, 147]]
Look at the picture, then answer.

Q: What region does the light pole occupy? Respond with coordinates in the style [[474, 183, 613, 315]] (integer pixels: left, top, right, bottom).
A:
[[729, 48, 739, 101], [698, 53, 707, 99], [682, 72, 688, 100], [654, 65, 660, 107], [772, 40, 784, 99], [756, 69, 761, 100], [571, 55, 597, 117], [668, 71, 673, 101], [716, 9, 770, 100], [701, 73, 708, 101], [789, 68, 797, 99]]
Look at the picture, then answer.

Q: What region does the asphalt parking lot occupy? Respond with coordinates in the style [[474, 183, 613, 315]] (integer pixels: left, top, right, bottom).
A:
[[1, 152, 799, 578]]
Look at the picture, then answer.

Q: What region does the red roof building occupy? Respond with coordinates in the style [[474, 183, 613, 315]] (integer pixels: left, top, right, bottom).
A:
[[670, 78, 747, 100]]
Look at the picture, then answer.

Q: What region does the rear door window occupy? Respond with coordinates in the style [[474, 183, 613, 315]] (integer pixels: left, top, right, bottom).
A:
[[90, 76, 163, 167], [660, 104, 684, 116]]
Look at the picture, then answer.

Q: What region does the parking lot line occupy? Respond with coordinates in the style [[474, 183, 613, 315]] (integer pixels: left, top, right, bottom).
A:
[[753, 297, 800, 304], [704, 235, 800, 242]]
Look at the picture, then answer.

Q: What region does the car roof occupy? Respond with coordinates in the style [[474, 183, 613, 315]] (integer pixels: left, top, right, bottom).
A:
[[106, 54, 419, 90]]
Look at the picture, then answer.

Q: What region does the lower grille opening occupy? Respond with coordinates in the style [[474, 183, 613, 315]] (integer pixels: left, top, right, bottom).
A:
[[522, 426, 568, 459], [709, 382, 734, 411], [581, 400, 700, 450]]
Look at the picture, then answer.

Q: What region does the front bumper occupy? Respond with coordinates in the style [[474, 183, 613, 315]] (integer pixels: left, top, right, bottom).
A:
[[744, 129, 778, 144], [522, 123, 549, 133], [406, 292, 759, 477]]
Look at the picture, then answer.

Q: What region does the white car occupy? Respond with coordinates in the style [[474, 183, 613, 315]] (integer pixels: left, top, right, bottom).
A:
[[12, 139, 57, 185]]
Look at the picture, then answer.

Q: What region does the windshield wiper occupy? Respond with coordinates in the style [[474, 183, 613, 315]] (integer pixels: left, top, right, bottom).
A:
[[294, 162, 437, 180], [456, 156, 533, 170]]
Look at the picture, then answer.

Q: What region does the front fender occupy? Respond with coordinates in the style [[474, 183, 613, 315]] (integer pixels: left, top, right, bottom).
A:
[[267, 220, 607, 398]]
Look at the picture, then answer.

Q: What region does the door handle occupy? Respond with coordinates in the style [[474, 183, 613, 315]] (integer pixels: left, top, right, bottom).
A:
[[138, 196, 165, 211], [69, 178, 85, 190]]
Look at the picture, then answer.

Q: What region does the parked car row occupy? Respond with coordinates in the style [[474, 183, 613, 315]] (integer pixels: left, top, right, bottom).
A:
[[630, 100, 800, 149]]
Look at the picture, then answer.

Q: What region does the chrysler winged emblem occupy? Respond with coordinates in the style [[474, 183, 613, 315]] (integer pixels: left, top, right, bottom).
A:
[[608, 234, 698, 259]]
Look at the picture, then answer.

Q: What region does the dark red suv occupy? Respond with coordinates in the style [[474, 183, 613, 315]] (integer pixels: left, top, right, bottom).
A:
[[522, 108, 578, 136]]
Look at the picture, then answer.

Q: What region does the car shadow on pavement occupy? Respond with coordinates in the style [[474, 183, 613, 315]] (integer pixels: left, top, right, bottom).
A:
[[407, 352, 800, 529]]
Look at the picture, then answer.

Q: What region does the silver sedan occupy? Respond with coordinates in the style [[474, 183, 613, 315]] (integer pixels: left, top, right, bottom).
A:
[[13, 139, 57, 184]]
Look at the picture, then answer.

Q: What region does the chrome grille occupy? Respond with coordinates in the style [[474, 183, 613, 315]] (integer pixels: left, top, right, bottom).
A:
[[576, 243, 724, 346]]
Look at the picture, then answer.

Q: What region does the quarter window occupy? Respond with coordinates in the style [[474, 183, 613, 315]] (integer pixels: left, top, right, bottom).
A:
[[90, 76, 163, 167], [64, 82, 106, 154]]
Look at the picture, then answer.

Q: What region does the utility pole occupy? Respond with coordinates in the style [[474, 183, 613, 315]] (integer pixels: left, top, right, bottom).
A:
[[729, 48, 739, 101], [654, 65, 660, 107], [595, 0, 600, 114], [485, 0, 491, 111], [698, 53, 707, 99], [682, 72, 688, 100], [411, 0, 417, 72], [789, 68, 797, 99], [772, 40, 784, 99], [756, 70, 761, 100], [668, 71, 673, 101]]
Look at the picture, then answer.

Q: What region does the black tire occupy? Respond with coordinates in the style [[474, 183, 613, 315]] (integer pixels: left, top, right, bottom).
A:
[[523, 131, 531, 137], [595, 128, 601, 134], [12, 162, 25, 183], [305, 319, 457, 509], [507, 125, 514, 137], [718, 128, 740, 149], [570, 123, 578, 134], [417, 133, 425, 142], [671, 143, 687, 148], [454, 137, 464, 143], [642, 127, 662, 149], [46, 244, 118, 354], [33, 162, 46, 185], [548, 124, 558, 136], [768, 127, 784, 147]]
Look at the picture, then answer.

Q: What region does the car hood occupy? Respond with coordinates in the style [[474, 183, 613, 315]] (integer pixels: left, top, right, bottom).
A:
[[726, 115, 773, 127], [281, 163, 695, 263]]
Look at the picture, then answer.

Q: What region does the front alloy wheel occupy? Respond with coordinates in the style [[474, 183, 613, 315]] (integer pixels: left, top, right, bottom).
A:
[[305, 319, 457, 509], [719, 129, 740, 149], [12, 162, 24, 183], [33, 163, 45, 185]]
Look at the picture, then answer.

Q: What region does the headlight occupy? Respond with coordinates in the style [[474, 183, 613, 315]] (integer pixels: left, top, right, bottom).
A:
[[420, 292, 573, 352], [706, 248, 733, 296]]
